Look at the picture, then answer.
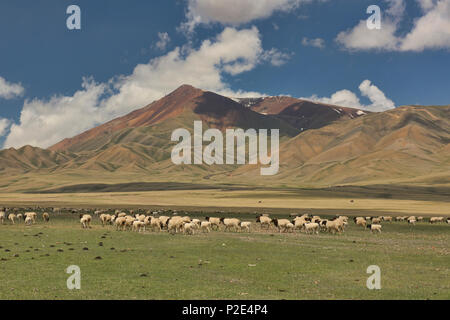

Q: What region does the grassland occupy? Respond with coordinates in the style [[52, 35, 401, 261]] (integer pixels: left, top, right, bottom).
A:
[[0, 213, 448, 300], [0, 188, 449, 216]]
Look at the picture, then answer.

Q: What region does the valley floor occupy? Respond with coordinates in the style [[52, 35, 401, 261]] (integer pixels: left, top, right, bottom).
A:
[[0, 215, 448, 300], [0, 189, 449, 216]]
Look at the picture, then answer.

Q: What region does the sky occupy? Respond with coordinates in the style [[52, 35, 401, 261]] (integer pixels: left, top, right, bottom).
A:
[[0, 0, 449, 149]]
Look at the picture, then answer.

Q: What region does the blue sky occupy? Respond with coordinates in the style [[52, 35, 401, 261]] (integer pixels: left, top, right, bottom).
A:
[[0, 0, 449, 148]]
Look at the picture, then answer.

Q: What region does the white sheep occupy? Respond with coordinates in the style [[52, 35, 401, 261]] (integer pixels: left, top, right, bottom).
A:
[[430, 217, 444, 223], [256, 215, 272, 230], [368, 224, 382, 233], [354, 217, 366, 228], [182, 222, 195, 235], [205, 217, 221, 230], [168, 217, 184, 234], [80, 216, 90, 229], [273, 219, 292, 233], [304, 222, 319, 234], [25, 216, 33, 226], [201, 221, 211, 233], [115, 217, 127, 231], [0, 211, 4, 224], [220, 218, 241, 232], [132, 221, 145, 232], [42, 212, 50, 222], [239, 221, 252, 232], [8, 213, 16, 224]]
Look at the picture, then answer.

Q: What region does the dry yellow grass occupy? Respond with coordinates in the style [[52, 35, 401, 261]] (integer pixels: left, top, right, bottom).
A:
[[0, 190, 448, 216]]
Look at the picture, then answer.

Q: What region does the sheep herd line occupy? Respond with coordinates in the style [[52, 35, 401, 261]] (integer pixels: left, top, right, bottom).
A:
[[1, 207, 449, 235]]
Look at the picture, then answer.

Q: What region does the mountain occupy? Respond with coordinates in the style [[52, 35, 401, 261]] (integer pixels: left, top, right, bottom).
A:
[[50, 85, 299, 154], [229, 105, 450, 186], [0, 145, 74, 174], [235, 96, 368, 131], [0, 84, 448, 192]]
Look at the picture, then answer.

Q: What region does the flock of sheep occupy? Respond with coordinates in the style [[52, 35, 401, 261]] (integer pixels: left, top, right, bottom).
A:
[[0, 210, 49, 225], [1, 207, 448, 236], [81, 210, 450, 235]]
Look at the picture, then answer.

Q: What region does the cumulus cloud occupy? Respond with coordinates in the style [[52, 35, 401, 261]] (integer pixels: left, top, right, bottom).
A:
[[155, 32, 171, 51], [400, 0, 450, 51], [261, 48, 292, 66], [301, 37, 325, 48], [336, 0, 404, 51], [0, 118, 10, 136], [3, 27, 280, 149], [181, 0, 309, 32], [336, 0, 450, 52], [303, 80, 395, 112], [0, 76, 25, 99]]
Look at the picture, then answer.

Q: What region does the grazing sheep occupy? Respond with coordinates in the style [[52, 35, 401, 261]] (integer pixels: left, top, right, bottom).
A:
[[354, 217, 366, 228], [220, 218, 241, 232], [115, 217, 127, 231], [182, 222, 195, 235], [325, 219, 343, 234], [417, 216, 424, 222], [159, 216, 171, 228], [8, 213, 16, 224], [0, 211, 5, 224], [80, 214, 92, 228], [304, 222, 320, 234], [16, 213, 24, 221], [408, 218, 416, 225], [25, 216, 33, 226], [201, 221, 211, 233], [239, 221, 252, 232], [256, 215, 272, 230], [205, 217, 221, 230], [80, 216, 90, 229], [117, 212, 127, 218], [273, 219, 292, 233], [382, 216, 393, 222], [446, 218, 450, 224], [168, 217, 184, 234], [124, 216, 135, 230], [42, 212, 50, 222], [430, 217, 444, 224], [192, 219, 201, 229], [132, 221, 145, 232], [285, 222, 294, 233], [24, 212, 37, 224], [367, 224, 382, 233], [150, 217, 162, 232], [371, 217, 382, 224], [293, 216, 309, 230]]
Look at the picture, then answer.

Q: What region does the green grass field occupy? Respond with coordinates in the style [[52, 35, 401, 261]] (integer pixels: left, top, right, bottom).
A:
[[0, 213, 448, 300]]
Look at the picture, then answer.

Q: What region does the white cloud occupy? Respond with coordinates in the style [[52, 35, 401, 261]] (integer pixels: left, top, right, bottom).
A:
[[155, 32, 171, 51], [0, 76, 25, 99], [400, 0, 450, 51], [0, 118, 10, 136], [336, 0, 404, 51], [181, 0, 309, 32], [337, 0, 450, 52], [301, 37, 325, 48], [261, 48, 292, 66], [4, 27, 279, 149], [303, 80, 396, 112]]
